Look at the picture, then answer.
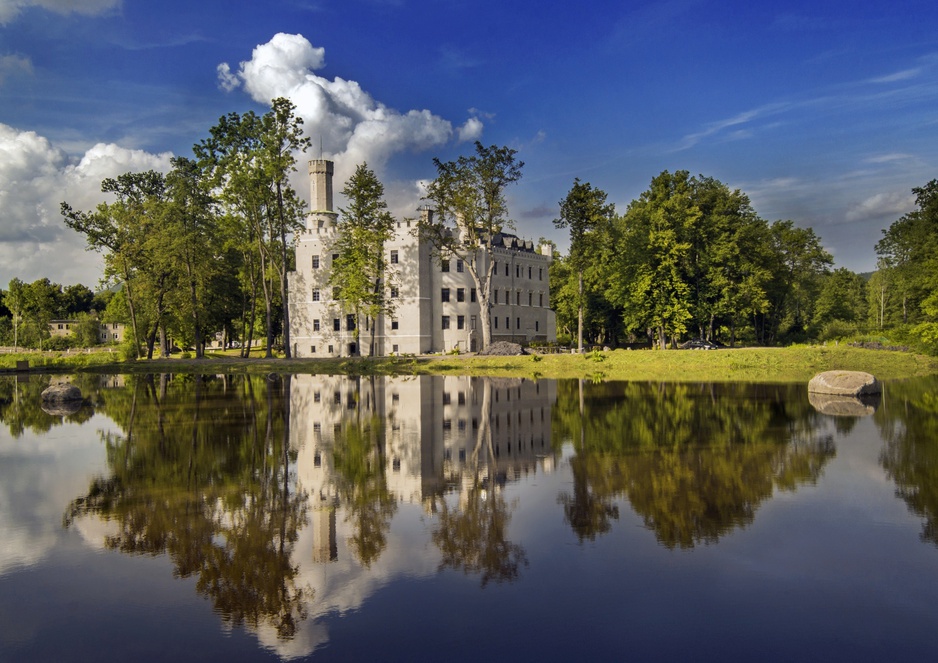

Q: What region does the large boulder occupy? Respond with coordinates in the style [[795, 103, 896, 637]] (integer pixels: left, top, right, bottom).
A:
[[478, 341, 526, 356], [41, 382, 83, 404], [808, 371, 881, 397]]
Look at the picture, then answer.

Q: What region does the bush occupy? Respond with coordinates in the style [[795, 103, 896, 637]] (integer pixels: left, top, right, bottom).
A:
[[817, 320, 859, 343]]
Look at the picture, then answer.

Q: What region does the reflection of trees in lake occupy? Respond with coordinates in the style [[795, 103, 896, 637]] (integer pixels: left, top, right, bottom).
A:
[[877, 376, 938, 547], [64, 374, 310, 639], [0, 374, 97, 437], [554, 381, 835, 548], [430, 379, 528, 585], [331, 377, 398, 567]]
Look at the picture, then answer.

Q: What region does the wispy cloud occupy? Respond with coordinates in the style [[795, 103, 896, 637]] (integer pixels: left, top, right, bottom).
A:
[[868, 67, 923, 84], [0, 53, 32, 85], [0, 0, 121, 25], [674, 103, 787, 151], [863, 153, 915, 165], [845, 191, 915, 222]]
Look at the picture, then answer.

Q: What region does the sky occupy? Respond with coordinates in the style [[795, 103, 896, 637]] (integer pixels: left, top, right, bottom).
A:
[[1, 0, 937, 288]]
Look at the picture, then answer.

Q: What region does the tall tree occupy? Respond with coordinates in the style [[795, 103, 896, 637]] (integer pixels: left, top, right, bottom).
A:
[[608, 170, 698, 348], [554, 179, 615, 352], [418, 142, 524, 350], [329, 163, 396, 356], [62, 171, 170, 359]]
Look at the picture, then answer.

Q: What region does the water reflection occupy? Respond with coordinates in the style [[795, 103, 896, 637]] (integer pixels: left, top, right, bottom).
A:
[[554, 381, 836, 547], [876, 376, 938, 546], [7, 372, 937, 659]]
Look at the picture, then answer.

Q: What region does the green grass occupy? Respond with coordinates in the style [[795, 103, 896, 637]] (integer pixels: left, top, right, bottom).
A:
[[6, 344, 935, 383]]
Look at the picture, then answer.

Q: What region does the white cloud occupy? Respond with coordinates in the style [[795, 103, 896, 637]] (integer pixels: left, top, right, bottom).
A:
[[456, 117, 483, 142], [0, 123, 172, 286], [0, 0, 120, 24], [218, 33, 478, 188], [845, 190, 915, 223], [868, 68, 922, 84]]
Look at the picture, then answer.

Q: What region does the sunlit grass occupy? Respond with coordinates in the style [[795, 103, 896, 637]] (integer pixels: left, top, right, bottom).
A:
[[7, 344, 932, 383]]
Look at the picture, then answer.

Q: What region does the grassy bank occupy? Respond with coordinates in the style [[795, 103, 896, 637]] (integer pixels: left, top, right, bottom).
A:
[[5, 345, 935, 383]]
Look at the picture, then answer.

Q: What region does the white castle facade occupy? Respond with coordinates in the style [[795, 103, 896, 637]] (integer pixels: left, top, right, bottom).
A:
[[288, 159, 557, 357]]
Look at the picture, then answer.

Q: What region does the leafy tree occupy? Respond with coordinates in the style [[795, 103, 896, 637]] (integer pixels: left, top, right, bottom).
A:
[[608, 170, 698, 348], [418, 142, 524, 350], [811, 267, 868, 339], [62, 171, 171, 359], [329, 163, 397, 356], [5, 278, 26, 351], [554, 179, 615, 352], [762, 220, 833, 343]]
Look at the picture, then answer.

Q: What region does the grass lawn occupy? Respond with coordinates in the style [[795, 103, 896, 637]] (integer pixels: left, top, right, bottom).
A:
[[5, 344, 936, 383]]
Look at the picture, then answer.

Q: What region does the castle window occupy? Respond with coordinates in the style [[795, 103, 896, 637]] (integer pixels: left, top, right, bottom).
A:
[[539, 293, 544, 307], [494, 317, 499, 329], [312, 289, 320, 301], [506, 317, 509, 329], [441, 259, 450, 272], [332, 253, 339, 262], [457, 288, 465, 302], [528, 292, 533, 306], [536, 320, 539, 332], [311, 345, 317, 353], [441, 288, 450, 302], [505, 263, 509, 276], [328, 344, 334, 353], [494, 289, 499, 305], [313, 319, 320, 331], [392, 344, 399, 353], [516, 265, 521, 278], [539, 267, 543, 281], [471, 288, 477, 303], [347, 315, 356, 331], [391, 319, 399, 330], [456, 259, 464, 272], [390, 250, 398, 264], [333, 319, 340, 331], [390, 286, 399, 298], [516, 291, 521, 305], [517, 317, 521, 329], [333, 286, 341, 300], [442, 315, 450, 330], [312, 254, 320, 268], [470, 315, 476, 330], [457, 315, 465, 330], [528, 266, 532, 279]]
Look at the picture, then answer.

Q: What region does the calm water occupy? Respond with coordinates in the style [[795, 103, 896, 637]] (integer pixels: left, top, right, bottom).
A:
[[1, 373, 937, 662]]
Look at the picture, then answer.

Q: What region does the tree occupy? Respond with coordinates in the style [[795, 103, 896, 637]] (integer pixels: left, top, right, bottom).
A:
[[329, 163, 396, 356], [608, 170, 698, 348], [418, 142, 524, 350], [62, 171, 171, 359], [5, 278, 26, 351], [554, 179, 615, 352], [195, 98, 309, 358]]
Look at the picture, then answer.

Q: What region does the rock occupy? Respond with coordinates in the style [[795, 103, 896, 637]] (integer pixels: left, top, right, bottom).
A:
[[808, 391, 879, 417], [41, 383, 83, 404], [477, 341, 526, 356], [808, 370, 881, 397], [41, 401, 83, 417]]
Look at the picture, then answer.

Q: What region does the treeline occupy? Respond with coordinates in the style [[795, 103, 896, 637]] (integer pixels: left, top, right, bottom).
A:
[[550, 170, 878, 349], [58, 97, 308, 359], [0, 278, 114, 350]]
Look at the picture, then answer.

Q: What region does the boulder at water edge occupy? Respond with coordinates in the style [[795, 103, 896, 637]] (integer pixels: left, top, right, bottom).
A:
[[41, 383, 83, 404], [808, 370, 881, 397]]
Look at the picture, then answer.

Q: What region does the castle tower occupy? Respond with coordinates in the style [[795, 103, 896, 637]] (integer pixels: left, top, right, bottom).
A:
[[308, 159, 338, 231]]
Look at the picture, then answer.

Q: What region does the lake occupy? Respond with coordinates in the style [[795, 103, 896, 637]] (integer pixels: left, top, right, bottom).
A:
[[1, 372, 937, 662]]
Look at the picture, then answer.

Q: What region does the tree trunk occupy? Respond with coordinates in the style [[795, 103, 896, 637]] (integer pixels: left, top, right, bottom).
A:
[[577, 272, 584, 353]]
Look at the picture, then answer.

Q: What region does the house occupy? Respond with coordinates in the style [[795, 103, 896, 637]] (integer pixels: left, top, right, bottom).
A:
[[47, 319, 126, 344], [288, 159, 557, 357]]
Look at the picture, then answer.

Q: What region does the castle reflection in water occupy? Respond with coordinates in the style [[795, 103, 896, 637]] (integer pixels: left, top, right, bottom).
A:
[[291, 375, 557, 565]]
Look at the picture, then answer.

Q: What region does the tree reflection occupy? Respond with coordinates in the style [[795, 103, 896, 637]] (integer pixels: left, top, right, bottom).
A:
[[555, 381, 835, 548], [877, 376, 938, 546], [0, 374, 97, 437], [430, 379, 528, 585], [332, 380, 398, 567], [64, 374, 309, 638]]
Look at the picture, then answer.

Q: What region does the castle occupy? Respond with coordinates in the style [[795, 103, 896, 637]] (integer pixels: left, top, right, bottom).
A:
[[288, 159, 557, 356]]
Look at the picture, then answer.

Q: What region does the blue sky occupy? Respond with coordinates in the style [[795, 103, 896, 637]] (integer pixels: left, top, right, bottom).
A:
[[2, 0, 937, 287]]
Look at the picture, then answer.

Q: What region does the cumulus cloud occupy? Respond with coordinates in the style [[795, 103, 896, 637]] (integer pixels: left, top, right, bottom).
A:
[[457, 117, 484, 143], [0, 122, 172, 285], [0, 0, 120, 24], [217, 33, 480, 189], [845, 190, 915, 223]]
